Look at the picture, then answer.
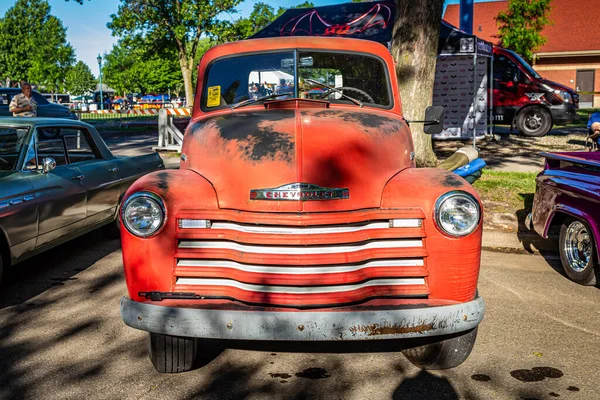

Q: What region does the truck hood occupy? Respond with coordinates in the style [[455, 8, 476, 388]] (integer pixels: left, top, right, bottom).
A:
[[538, 78, 576, 94], [183, 107, 414, 212]]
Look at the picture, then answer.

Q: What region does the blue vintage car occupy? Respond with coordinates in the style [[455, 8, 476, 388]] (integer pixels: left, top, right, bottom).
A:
[[0, 117, 164, 282], [0, 88, 78, 120]]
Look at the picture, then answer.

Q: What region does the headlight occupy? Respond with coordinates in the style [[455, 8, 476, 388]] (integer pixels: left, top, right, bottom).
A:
[[560, 91, 572, 103], [435, 191, 481, 237], [122, 192, 166, 237]]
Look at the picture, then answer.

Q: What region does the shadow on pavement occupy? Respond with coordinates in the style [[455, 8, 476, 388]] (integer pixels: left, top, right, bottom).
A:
[[393, 370, 458, 400], [0, 230, 120, 309]]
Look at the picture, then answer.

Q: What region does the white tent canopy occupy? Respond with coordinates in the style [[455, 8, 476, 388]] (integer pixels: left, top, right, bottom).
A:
[[249, 70, 294, 85]]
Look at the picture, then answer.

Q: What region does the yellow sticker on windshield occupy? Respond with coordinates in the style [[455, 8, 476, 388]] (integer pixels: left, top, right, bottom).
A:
[[206, 86, 221, 108]]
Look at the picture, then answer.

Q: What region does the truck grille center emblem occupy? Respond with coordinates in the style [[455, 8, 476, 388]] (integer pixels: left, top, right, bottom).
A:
[[250, 183, 349, 201]]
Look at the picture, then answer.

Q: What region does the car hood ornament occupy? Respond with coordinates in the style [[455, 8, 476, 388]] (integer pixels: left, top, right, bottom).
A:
[[250, 183, 349, 201]]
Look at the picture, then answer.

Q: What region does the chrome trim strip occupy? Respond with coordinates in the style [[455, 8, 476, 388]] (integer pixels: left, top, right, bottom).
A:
[[178, 239, 423, 254], [205, 221, 422, 234], [175, 278, 426, 293], [177, 259, 424, 274], [120, 296, 485, 341]]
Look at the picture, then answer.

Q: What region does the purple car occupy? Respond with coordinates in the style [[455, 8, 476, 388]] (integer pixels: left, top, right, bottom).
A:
[[529, 151, 600, 285]]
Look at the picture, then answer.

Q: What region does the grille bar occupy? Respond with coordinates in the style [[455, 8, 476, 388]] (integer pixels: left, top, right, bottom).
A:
[[175, 258, 427, 286], [176, 259, 424, 274], [180, 220, 422, 233], [178, 239, 422, 254], [175, 278, 426, 293], [173, 279, 429, 306]]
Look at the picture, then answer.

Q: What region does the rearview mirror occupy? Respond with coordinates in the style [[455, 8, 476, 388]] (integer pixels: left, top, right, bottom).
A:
[[423, 106, 445, 135], [42, 157, 56, 174]]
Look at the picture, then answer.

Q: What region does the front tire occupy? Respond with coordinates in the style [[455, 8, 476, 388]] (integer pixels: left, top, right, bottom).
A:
[[149, 333, 198, 373], [559, 217, 598, 285], [516, 107, 552, 137], [402, 327, 478, 370]]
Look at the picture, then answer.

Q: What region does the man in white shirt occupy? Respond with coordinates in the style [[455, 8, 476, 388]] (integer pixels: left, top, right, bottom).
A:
[[9, 83, 38, 117]]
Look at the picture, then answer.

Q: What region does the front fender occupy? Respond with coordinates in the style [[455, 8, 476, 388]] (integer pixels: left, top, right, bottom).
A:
[[381, 168, 482, 303], [120, 169, 219, 301], [543, 205, 600, 258]]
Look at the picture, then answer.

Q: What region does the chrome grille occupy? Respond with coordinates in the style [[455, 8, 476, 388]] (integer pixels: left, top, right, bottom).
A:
[[173, 217, 429, 307]]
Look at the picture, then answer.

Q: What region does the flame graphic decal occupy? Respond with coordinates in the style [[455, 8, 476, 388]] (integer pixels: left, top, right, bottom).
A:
[[279, 3, 393, 37]]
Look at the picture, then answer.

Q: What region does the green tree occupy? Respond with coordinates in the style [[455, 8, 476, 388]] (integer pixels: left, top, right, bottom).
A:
[[108, 0, 242, 106], [392, 0, 444, 167], [0, 0, 74, 89], [496, 0, 551, 63], [276, 1, 315, 17], [218, 1, 316, 43], [102, 39, 187, 97], [65, 61, 96, 96]]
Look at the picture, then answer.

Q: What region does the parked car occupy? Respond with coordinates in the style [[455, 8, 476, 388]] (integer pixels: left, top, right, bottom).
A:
[[0, 117, 165, 283], [492, 47, 579, 137], [529, 151, 600, 285], [0, 88, 78, 120], [119, 34, 484, 374]]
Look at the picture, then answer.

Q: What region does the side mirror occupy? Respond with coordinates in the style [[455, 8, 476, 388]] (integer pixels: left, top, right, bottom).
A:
[[42, 157, 56, 174], [423, 106, 446, 135]]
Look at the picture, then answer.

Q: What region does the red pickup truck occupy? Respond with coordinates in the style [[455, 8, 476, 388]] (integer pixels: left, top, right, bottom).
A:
[[118, 36, 484, 374]]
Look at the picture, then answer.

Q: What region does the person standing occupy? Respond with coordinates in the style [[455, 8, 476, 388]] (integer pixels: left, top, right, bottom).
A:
[[9, 83, 37, 117]]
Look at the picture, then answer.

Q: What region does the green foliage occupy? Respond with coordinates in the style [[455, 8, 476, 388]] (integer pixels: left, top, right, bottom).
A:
[[276, 2, 315, 18], [65, 61, 96, 96], [108, 0, 243, 105], [218, 1, 316, 43], [496, 0, 552, 63], [0, 0, 74, 89], [102, 39, 185, 97]]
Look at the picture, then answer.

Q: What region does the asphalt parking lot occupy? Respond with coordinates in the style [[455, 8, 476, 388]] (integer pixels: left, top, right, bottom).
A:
[[0, 233, 598, 400], [1, 126, 598, 400]]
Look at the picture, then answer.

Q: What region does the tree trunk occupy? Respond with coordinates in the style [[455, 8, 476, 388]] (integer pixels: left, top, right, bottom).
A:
[[392, 0, 444, 167], [179, 56, 194, 108]]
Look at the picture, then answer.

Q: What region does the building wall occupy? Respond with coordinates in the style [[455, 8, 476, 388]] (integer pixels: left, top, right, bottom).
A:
[[534, 55, 600, 107]]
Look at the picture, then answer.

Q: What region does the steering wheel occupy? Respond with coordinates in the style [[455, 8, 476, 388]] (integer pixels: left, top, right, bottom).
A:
[[318, 86, 375, 103]]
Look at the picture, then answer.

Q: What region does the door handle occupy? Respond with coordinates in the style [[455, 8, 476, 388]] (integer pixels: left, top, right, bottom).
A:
[[72, 175, 84, 181], [109, 167, 119, 173]]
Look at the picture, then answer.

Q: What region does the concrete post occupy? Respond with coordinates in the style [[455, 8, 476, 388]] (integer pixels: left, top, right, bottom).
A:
[[158, 108, 168, 148]]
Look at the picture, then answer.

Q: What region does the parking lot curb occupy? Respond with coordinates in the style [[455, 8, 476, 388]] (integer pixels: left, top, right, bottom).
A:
[[482, 229, 558, 255]]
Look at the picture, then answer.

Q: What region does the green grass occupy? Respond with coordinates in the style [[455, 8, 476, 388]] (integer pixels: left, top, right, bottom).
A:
[[565, 108, 600, 128], [473, 170, 537, 217]]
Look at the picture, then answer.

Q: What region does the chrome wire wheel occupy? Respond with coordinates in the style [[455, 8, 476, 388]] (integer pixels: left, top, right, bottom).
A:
[[564, 221, 592, 272]]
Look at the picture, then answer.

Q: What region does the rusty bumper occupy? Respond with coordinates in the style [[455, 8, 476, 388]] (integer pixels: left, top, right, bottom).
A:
[[120, 296, 484, 341]]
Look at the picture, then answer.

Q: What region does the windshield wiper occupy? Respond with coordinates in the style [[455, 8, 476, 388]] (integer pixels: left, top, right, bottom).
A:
[[230, 92, 294, 110], [303, 78, 363, 107]]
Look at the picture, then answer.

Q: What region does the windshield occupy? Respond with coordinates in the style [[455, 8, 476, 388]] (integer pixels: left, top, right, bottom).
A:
[[0, 127, 29, 171], [507, 50, 541, 79], [202, 50, 391, 110]]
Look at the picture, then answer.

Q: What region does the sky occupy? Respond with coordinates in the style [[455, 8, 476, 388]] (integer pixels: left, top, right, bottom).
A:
[[0, 0, 491, 77]]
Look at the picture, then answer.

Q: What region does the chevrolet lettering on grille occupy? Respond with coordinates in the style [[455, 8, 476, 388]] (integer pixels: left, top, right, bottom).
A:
[[250, 183, 349, 201]]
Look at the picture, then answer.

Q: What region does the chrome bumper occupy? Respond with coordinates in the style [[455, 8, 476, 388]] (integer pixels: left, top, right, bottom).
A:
[[120, 296, 484, 341]]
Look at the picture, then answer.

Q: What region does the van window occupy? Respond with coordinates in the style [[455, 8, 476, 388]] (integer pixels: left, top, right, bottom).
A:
[[493, 55, 522, 85]]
